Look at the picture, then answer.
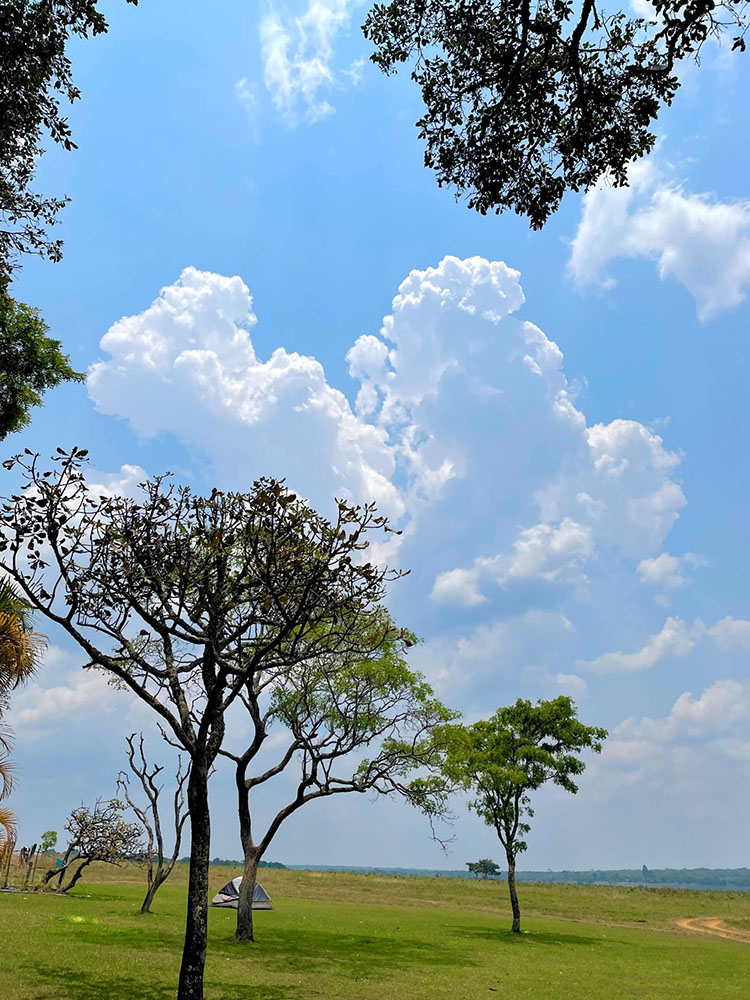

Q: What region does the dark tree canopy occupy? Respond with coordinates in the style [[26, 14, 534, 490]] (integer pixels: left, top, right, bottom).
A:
[[364, 0, 749, 228], [466, 858, 501, 878], [0, 0, 138, 275], [0, 285, 84, 439]]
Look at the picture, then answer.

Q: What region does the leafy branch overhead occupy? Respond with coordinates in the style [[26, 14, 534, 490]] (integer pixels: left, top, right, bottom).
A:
[[364, 0, 750, 228], [0, 0, 138, 276]]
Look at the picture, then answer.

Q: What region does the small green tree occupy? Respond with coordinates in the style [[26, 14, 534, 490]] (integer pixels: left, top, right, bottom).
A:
[[40, 830, 57, 854], [466, 858, 500, 879], [443, 697, 606, 932]]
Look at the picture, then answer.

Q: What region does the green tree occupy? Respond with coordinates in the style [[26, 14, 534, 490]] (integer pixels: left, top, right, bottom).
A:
[[466, 858, 501, 879], [0, 285, 84, 439], [40, 830, 57, 854], [443, 697, 607, 932], [226, 615, 454, 942], [0, 0, 138, 275], [0, 449, 417, 1000], [364, 0, 749, 229]]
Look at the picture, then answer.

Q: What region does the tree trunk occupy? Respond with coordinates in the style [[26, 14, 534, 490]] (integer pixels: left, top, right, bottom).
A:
[[62, 859, 91, 893], [177, 762, 211, 1000], [56, 847, 73, 888], [235, 850, 259, 943], [140, 873, 160, 914], [234, 762, 259, 944], [507, 854, 521, 933]]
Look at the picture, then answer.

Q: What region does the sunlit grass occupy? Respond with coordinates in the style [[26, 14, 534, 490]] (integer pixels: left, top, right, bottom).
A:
[[1, 864, 749, 999]]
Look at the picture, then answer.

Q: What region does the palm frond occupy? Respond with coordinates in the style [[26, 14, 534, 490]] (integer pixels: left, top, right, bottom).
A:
[[0, 609, 46, 691], [0, 579, 34, 629], [0, 806, 17, 865], [0, 746, 15, 801]]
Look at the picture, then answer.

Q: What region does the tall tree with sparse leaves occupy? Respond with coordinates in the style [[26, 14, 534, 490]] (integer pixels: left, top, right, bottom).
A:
[[224, 613, 454, 943], [0, 448, 416, 1000], [442, 697, 607, 932], [364, 0, 749, 228]]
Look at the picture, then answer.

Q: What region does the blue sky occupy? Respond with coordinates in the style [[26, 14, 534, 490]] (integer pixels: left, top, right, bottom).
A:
[[6, 0, 750, 872]]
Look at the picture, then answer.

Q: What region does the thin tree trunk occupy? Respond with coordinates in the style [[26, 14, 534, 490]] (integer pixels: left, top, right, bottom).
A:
[[235, 772, 258, 944], [62, 859, 91, 893], [140, 874, 160, 914], [507, 853, 521, 933], [177, 763, 211, 1000], [55, 847, 74, 888], [30, 846, 41, 886], [235, 849, 259, 943]]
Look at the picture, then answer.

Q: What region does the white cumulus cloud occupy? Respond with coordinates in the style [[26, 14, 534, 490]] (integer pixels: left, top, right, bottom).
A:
[[708, 615, 750, 651], [89, 256, 688, 615], [88, 266, 403, 521], [637, 551, 702, 591], [569, 161, 750, 320], [578, 616, 697, 673], [554, 673, 589, 697], [614, 679, 750, 746]]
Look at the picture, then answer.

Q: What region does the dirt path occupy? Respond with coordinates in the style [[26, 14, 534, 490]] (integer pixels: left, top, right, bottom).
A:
[[676, 917, 750, 943]]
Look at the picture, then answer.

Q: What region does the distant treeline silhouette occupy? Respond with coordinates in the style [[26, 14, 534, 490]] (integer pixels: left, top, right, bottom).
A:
[[285, 864, 750, 891], [178, 858, 287, 870]]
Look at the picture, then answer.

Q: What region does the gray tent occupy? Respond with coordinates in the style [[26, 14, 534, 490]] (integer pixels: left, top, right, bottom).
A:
[[211, 876, 273, 910]]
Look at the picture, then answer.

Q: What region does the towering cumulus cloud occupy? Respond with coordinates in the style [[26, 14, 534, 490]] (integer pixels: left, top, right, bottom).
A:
[[89, 256, 686, 607], [88, 266, 402, 519]]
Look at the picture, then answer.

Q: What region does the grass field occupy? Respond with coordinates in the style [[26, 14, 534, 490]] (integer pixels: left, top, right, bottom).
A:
[[1, 862, 749, 999]]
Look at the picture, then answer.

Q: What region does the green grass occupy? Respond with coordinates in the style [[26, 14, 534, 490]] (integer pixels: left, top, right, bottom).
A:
[[725, 917, 750, 931], [1, 864, 750, 999]]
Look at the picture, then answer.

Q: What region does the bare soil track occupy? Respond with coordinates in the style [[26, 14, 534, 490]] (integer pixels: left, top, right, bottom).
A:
[[677, 917, 750, 943]]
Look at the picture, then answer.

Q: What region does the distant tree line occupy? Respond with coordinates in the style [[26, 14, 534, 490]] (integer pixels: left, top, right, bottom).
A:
[[512, 867, 750, 890]]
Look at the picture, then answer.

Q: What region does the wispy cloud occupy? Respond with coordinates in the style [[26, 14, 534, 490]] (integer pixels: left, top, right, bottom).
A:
[[257, 1, 365, 125]]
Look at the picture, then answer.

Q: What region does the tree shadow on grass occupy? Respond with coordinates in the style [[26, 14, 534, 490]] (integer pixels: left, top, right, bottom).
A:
[[212, 925, 472, 976], [53, 920, 468, 975], [25, 924, 476, 999], [54, 919, 185, 951], [24, 966, 302, 1000], [449, 924, 604, 947]]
